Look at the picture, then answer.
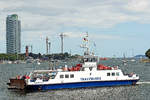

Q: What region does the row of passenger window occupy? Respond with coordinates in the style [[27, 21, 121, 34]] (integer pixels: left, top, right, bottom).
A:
[[60, 74, 74, 78], [107, 72, 119, 76]]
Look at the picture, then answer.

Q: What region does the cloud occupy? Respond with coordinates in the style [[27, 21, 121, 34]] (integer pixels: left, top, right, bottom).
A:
[[1, 0, 149, 34], [125, 0, 150, 13], [0, 0, 150, 54], [1, 0, 150, 33], [62, 32, 122, 40]]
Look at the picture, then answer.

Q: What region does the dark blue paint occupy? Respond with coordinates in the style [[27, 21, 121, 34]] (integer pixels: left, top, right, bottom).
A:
[[26, 79, 139, 91]]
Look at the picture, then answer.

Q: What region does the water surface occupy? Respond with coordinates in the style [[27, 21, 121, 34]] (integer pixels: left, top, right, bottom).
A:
[[0, 59, 150, 100]]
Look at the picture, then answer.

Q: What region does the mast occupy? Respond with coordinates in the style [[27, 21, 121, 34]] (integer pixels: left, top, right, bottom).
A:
[[48, 42, 51, 54], [46, 37, 48, 55], [81, 32, 90, 55], [85, 32, 89, 55], [31, 45, 33, 53]]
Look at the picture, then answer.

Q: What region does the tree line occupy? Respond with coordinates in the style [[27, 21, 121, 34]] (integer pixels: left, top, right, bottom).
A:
[[0, 52, 80, 61]]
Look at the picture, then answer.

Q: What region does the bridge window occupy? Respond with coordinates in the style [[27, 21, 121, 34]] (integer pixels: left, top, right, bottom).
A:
[[107, 73, 110, 76], [70, 74, 74, 78], [112, 72, 115, 76], [116, 72, 119, 76], [65, 74, 69, 78], [60, 75, 64, 78]]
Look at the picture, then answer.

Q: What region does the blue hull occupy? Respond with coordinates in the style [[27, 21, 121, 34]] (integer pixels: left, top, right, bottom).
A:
[[26, 79, 139, 91]]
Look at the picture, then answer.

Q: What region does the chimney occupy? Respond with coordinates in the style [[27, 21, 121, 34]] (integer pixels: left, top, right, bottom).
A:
[[26, 46, 29, 57]]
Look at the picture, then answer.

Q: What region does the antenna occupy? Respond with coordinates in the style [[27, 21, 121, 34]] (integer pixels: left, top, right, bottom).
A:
[[46, 37, 48, 55], [59, 33, 67, 54], [48, 42, 51, 54], [31, 45, 33, 53]]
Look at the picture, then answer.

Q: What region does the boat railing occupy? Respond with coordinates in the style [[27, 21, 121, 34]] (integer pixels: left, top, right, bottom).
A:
[[30, 71, 58, 82]]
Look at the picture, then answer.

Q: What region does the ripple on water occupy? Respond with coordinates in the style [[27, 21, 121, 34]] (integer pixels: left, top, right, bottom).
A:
[[0, 60, 150, 100]]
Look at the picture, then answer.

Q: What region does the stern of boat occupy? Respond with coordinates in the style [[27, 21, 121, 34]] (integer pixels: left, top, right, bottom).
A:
[[7, 78, 26, 90]]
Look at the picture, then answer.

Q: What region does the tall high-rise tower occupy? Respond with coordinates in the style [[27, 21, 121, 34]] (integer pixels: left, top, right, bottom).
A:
[[6, 14, 21, 54]]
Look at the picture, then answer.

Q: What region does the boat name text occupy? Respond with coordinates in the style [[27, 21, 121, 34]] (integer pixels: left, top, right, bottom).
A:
[[80, 77, 101, 81]]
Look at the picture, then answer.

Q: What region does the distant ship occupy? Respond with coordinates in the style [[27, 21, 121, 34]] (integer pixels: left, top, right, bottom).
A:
[[7, 34, 139, 91]]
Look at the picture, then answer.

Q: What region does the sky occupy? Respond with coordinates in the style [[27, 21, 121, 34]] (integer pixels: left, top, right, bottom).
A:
[[0, 0, 150, 57]]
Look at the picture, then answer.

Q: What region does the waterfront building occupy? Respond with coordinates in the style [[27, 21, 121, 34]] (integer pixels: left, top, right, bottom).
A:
[[6, 14, 21, 54]]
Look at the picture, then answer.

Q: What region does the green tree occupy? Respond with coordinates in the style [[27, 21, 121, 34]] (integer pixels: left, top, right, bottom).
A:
[[145, 49, 150, 59], [0, 53, 25, 61]]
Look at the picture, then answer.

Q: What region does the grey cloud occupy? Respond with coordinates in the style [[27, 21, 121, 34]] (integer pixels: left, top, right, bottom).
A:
[[1, 0, 150, 37]]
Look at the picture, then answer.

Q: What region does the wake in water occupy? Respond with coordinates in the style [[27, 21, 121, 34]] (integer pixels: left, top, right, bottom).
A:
[[136, 81, 150, 85]]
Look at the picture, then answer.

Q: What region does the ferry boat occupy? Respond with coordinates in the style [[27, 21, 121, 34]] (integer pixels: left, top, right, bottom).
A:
[[7, 34, 139, 91]]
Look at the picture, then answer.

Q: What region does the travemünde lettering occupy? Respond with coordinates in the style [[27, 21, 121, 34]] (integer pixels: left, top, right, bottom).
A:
[[80, 77, 101, 81]]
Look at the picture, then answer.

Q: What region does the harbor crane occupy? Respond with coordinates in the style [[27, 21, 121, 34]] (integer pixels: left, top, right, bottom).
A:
[[46, 37, 51, 55], [59, 33, 67, 54]]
